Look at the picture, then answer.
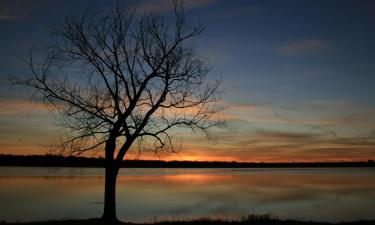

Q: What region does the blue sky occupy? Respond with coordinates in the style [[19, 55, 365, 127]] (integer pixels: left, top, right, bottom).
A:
[[1, 0, 375, 161]]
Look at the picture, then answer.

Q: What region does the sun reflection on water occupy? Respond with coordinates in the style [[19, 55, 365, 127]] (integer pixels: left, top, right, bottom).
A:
[[0, 167, 375, 222]]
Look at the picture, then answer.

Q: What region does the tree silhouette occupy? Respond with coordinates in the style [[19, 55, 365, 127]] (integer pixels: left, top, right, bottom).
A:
[[12, 2, 221, 222]]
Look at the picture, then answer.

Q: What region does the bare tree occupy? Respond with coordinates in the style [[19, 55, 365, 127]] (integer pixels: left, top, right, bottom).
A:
[[12, 2, 221, 222]]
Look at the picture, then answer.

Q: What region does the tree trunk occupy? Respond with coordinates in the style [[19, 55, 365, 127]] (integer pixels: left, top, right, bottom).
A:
[[102, 137, 119, 222], [102, 163, 119, 222]]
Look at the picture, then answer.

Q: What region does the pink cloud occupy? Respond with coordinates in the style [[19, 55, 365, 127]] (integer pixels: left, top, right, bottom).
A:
[[280, 39, 331, 56], [0, 99, 51, 116], [0, 0, 43, 21], [136, 0, 218, 14]]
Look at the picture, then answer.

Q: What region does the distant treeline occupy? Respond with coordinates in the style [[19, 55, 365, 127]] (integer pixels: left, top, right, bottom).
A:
[[0, 154, 374, 168]]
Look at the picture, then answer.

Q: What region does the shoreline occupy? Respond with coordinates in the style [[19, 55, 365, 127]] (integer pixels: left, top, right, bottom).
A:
[[1, 217, 375, 225], [1, 154, 374, 168]]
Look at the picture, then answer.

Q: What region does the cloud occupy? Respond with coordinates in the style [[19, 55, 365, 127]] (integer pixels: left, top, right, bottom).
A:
[[0, 99, 51, 116], [253, 129, 322, 141], [0, 0, 43, 21], [277, 100, 375, 128], [136, 0, 219, 14], [217, 5, 255, 18], [280, 39, 331, 56], [169, 123, 375, 162], [0, 142, 44, 155]]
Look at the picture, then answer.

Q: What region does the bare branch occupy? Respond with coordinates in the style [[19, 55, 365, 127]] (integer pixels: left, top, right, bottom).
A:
[[12, 1, 223, 161]]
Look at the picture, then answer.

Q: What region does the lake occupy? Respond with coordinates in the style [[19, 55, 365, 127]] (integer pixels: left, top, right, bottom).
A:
[[0, 167, 375, 222]]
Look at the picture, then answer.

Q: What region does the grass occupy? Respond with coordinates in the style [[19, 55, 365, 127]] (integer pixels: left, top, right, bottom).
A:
[[1, 215, 375, 225]]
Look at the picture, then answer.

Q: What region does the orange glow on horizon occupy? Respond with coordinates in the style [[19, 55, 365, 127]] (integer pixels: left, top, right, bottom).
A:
[[1, 144, 374, 163]]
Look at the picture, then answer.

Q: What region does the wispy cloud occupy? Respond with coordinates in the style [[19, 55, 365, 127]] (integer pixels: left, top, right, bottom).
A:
[[0, 142, 44, 155], [280, 39, 331, 56], [253, 129, 322, 141], [277, 100, 375, 129], [0, 0, 43, 21], [217, 5, 255, 18], [136, 0, 219, 13], [165, 117, 375, 162], [0, 99, 50, 116]]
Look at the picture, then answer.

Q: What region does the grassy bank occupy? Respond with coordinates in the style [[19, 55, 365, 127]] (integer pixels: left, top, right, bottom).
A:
[[1, 216, 375, 225]]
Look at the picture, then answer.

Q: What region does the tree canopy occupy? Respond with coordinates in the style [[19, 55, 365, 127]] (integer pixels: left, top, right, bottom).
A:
[[15, 2, 222, 159]]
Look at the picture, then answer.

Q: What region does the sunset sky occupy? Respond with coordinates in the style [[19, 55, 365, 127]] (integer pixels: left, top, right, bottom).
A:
[[1, 0, 375, 162]]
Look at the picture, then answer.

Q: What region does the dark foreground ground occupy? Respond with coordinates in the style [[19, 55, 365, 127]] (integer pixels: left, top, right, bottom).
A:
[[2, 217, 375, 225]]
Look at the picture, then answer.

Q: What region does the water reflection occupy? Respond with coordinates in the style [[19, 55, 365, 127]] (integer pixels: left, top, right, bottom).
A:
[[0, 167, 374, 222]]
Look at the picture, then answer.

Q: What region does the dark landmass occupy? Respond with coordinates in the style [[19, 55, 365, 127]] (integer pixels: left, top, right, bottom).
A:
[[0, 154, 374, 168], [1, 217, 375, 225]]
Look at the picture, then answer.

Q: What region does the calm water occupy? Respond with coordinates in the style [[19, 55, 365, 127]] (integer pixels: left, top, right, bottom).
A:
[[0, 167, 375, 222]]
